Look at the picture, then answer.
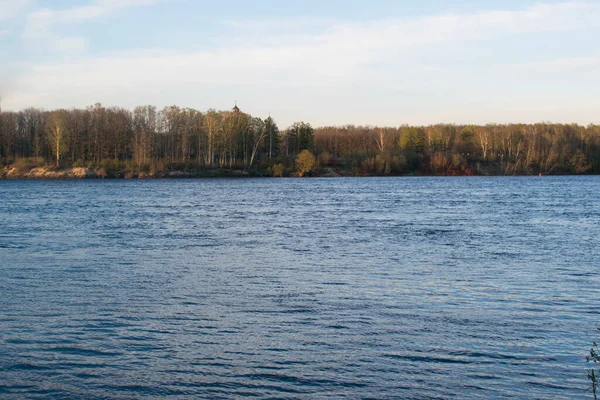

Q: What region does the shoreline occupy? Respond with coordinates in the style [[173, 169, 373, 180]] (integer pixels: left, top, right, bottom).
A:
[[0, 166, 588, 180], [0, 166, 253, 180]]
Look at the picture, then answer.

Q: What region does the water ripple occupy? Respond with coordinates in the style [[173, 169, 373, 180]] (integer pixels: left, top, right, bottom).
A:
[[1, 177, 599, 399]]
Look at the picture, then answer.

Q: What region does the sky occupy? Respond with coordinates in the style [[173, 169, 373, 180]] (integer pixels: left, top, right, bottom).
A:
[[0, 0, 599, 128]]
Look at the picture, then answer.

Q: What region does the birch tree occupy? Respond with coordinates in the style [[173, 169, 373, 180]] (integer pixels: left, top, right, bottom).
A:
[[46, 110, 70, 167], [248, 117, 266, 168], [203, 110, 221, 166], [374, 127, 386, 153]]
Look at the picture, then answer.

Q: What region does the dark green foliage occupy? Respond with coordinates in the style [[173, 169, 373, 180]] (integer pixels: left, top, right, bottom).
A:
[[399, 126, 426, 153], [286, 122, 314, 155]]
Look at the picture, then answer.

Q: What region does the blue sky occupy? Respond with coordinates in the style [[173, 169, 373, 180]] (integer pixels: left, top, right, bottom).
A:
[[1, 0, 599, 127]]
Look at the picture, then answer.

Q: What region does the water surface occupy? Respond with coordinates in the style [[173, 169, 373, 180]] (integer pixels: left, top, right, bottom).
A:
[[1, 177, 599, 399]]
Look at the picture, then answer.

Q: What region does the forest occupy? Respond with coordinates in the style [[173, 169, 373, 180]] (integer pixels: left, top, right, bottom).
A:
[[1, 103, 599, 178]]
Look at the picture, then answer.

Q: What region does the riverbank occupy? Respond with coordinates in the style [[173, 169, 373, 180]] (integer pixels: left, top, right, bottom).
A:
[[0, 166, 258, 179], [0, 165, 565, 179], [1, 166, 99, 179]]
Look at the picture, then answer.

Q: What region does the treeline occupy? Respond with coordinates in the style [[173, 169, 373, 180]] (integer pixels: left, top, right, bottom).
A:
[[0, 104, 282, 174], [314, 123, 600, 175], [1, 103, 599, 176]]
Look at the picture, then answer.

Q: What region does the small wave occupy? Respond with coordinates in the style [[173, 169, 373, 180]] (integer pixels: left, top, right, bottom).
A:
[[3, 363, 50, 371], [40, 346, 122, 357], [384, 353, 473, 365]]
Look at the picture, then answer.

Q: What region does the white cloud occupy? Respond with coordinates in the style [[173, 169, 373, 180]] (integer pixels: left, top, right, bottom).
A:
[[513, 57, 600, 72], [26, 0, 162, 27], [5, 1, 600, 126], [23, 0, 164, 52], [226, 2, 598, 50], [0, 0, 31, 20], [51, 36, 89, 53]]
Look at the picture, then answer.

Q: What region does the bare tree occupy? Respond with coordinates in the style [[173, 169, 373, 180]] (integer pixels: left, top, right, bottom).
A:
[[46, 110, 70, 167], [132, 106, 156, 167], [374, 127, 386, 153], [203, 110, 222, 167], [248, 117, 266, 168]]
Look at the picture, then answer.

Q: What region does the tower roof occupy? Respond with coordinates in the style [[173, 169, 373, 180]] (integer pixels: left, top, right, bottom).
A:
[[232, 101, 240, 112]]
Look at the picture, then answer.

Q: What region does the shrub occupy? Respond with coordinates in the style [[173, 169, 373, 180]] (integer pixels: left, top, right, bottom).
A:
[[12, 157, 46, 172], [318, 152, 331, 166], [295, 150, 316, 177], [272, 163, 284, 177]]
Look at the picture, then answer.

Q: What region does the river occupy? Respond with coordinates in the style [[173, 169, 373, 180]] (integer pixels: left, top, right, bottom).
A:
[[1, 177, 599, 399]]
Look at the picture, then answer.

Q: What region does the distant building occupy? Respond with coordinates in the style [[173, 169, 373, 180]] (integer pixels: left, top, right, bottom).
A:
[[232, 102, 240, 113]]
